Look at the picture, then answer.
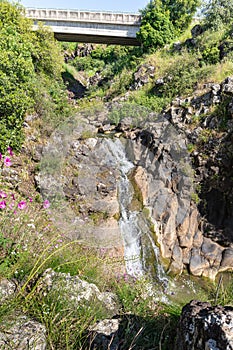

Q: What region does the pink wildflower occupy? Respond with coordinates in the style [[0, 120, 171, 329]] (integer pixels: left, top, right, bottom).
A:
[[11, 193, 16, 200], [7, 147, 13, 156], [0, 191, 7, 199], [43, 199, 50, 209], [9, 202, 15, 210], [18, 201, 27, 210], [29, 197, 33, 202], [4, 157, 12, 167], [0, 201, 6, 209]]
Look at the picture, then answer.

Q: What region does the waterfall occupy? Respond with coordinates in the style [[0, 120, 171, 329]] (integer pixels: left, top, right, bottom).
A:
[[103, 138, 167, 281], [102, 138, 144, 277]]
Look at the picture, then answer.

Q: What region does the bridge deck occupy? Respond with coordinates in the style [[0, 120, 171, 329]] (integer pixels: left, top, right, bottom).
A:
[[25, 8, 141, 45]]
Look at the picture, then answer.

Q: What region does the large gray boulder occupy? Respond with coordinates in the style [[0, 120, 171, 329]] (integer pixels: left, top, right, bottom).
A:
[[0, 315, 46, 350], [175, 300, 233, 350]]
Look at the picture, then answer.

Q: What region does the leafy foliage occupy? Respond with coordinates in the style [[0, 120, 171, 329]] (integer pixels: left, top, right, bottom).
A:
[[0, 1, 69, 153], [162, 0, 201, 32], [137, 0, 175, 52], [0, 1, 35, 152], [137, 0, 200, 51], [202, 0, 233, 31]]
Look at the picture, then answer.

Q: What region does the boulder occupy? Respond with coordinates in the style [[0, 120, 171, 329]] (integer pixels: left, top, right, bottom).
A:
[[133, 64, 155, 89], [219, 248, 233, 272], [0, 278, 17, 303], [37, 269, 119, 315], [191, 24, 203, 38], [0, 315, 46, 350], [175, 300, 233, 350], [222, 77, 233, 95], [89, 319, 120, 350]]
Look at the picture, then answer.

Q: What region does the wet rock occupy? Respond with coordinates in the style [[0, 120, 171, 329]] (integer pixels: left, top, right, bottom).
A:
[[175, 300, 233, 350], [0, 315, 46, 350]]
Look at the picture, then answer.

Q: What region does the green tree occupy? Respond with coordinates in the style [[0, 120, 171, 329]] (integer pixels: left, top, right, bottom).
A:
[[137, 0, 200, 51], [202, 0, 233, 30], [0, 1, 35, 151], [0, 1, 66, 153], [137, 0, 175, 52], [162, 0, 201, 32]]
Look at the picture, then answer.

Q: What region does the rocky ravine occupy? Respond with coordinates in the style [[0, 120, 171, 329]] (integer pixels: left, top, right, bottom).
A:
[[36, 77, 233, 281]]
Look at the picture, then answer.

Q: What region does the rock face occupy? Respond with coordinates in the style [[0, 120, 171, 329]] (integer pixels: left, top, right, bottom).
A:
[[175, 300, 233, 350], [0, 315, 47, 350], [37, 77, 233, 280], [132, 64, 155, 89]]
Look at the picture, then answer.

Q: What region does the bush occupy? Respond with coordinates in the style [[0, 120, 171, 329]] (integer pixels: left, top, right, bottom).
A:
[[202, 0, 233, 31], [0, 1, 69, 153], [0, 1, 35, 152], [202, 45, 220, 65], [162, 0, 201, 33], [137, 1, 175, 52], [137, 0, 201, 51]]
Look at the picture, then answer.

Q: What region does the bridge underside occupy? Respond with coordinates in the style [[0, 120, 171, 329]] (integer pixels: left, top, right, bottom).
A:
[[54, 32, 140, 45]]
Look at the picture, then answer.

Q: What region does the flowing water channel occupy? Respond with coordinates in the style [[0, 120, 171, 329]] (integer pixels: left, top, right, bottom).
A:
[[100, 138, 209, 303], [103, 138, 168, 285]]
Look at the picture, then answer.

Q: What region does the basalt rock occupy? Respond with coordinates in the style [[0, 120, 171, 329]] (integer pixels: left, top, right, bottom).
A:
[[165, 77, 233, 247], [175, 300, 233, 350], [37, 77, 233, 279], [132, 64, 155, 90], [89, 319, 120, 350], [191, 24, 204, 38]]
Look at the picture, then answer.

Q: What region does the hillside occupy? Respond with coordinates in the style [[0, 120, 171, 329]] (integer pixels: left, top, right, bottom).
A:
[[0, 0, 233, 349]]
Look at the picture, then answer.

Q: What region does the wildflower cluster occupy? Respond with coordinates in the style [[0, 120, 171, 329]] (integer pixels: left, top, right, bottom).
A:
[[0, 147, 50, 212], [0, 147, 13, 168]]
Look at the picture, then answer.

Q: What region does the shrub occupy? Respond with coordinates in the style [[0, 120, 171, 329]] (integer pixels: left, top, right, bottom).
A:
[[137, 0, 201, 51], [202, 0, 233, 31], [0, 1, 69, 153], [137, 1, 175, 52], [0, 1, 35, 152]]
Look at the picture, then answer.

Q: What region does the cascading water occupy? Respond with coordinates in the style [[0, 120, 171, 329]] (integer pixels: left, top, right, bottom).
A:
[[102, 138, 144, 277], [103, 137, 168, 282]]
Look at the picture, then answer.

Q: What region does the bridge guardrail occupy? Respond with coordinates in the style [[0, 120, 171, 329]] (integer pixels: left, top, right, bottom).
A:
[[25, 8, 141, 25]]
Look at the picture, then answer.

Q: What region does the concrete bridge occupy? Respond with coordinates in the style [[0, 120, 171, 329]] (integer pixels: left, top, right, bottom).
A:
[[25, 8, 141, 46]]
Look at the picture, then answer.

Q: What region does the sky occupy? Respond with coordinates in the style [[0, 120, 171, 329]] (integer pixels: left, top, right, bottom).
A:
[[19, 0, 149, 13]]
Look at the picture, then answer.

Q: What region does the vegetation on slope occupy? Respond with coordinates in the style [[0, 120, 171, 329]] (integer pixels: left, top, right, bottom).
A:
[[0, 0, 72, 154], [137, 0, 201, 51], [0, 0, 233, 348]]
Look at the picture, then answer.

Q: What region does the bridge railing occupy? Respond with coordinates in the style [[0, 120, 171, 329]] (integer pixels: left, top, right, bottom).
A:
[[25, 8, 141, 25]]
